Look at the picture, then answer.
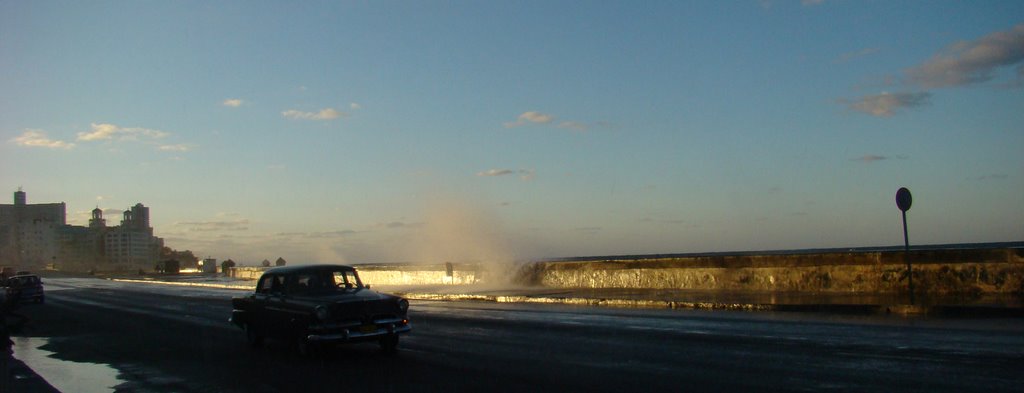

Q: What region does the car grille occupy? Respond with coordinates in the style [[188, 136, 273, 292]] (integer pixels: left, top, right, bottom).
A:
[[329, 299, 399, 323]]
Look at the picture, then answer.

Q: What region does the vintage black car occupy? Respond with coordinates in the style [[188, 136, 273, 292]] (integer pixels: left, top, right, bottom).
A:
[[230, 264, 411, 354], [5, 274, 44, 304]]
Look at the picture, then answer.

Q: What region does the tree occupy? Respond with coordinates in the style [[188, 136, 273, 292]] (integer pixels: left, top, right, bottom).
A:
[[221, 259, 236, 273]]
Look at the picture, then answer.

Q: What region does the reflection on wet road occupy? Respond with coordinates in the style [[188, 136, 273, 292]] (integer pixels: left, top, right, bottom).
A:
[[13, 337, 120, 393]]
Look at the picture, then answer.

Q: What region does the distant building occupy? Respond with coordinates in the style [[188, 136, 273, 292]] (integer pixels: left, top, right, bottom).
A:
[[104, 203, 163, 268], [1, 189, 163, 272], [201, 258, 217, 273], [0, 189, 66, 268]]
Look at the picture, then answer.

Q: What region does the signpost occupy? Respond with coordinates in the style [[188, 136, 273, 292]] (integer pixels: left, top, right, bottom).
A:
[[895, 187, 914, 305]]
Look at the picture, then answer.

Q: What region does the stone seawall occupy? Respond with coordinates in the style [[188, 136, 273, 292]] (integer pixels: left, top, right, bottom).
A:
[[519, 248, 1024, 295], [226, 248, 1023, 296]]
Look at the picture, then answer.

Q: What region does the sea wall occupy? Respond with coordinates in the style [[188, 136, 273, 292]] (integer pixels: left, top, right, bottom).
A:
[[519, 248, 1024, 295], [226, 248, 1023, 295]]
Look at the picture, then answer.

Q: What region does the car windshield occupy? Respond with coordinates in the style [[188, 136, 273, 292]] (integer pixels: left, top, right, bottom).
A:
[[9, 276, 39, 286], [289, 270, 363, 294]]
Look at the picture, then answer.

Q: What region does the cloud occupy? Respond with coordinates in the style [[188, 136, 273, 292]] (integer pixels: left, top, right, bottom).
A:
[[306, 230, 358, 238], [477, 168, 536, 180], [905, 23, 1024, 88], [10, 130, 75, 149], [504, 111, 554, 128], [1004, 64, 1024, 88], [970, 174, 1009, 181], [174, 219, 250, 232], [639, 217, 686, 225], [477, 169, 515, 177], [77, 123, 169, 141], [350, 102, 362, 110], [222, 98, 244, 107], [839, 92, 931, 117], [518, 169, 536, 181], [282, 108, 343, 120], [854, 155, 888, 163], [158, 144, 191, 152], [557, 121, 588, 131]]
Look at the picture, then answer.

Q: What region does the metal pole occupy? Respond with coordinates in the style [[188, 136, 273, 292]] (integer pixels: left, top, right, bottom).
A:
[[902, 210, 914, 305]]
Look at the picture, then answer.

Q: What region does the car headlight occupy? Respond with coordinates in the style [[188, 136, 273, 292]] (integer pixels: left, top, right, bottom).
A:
[[315, 305, 330, 321], [398, 298, 409, 313]]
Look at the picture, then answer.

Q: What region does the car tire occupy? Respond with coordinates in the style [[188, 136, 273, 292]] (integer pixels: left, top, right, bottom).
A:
[[244, 323, 263, 348], [379, 334, 399, 355]]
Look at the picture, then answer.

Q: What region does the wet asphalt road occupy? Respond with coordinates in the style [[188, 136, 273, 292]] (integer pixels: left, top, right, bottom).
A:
[[10, 278, 1024, 392]]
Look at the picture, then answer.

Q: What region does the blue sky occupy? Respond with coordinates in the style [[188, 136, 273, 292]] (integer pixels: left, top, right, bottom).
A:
[[2, 1, 1022, 264]]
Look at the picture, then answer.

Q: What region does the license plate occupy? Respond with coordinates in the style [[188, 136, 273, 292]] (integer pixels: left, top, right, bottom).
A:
[[359, 324, 377, 334]]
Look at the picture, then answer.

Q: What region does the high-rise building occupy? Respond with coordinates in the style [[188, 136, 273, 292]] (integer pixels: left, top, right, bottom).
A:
[[2, 189, 163, 271], [104, 205, 162, 268], [0, 189, 66, 268]]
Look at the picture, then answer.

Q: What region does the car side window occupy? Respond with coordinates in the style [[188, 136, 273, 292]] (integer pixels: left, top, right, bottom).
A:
[[291, 274, 314, 294], [257, 274, 285, 295], [257, 275, 272, 294]]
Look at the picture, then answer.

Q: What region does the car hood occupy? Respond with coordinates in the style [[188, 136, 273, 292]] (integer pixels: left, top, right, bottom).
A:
[[294, 289, 398, 304]]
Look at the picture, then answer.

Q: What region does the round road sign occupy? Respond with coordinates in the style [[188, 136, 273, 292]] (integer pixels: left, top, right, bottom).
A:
[[896, 187, 912, 212]]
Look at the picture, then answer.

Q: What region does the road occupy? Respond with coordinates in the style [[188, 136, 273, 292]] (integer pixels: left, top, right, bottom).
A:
[[9, 277, 1024, 392]]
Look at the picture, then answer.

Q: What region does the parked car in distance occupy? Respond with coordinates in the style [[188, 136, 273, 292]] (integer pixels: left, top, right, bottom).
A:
[[229, 264, 411, 355], [5, 274, 44, 304]]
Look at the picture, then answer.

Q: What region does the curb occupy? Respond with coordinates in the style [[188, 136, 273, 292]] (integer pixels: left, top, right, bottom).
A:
[[397, 292, 775, 311], [396, 292, 1024, 317]]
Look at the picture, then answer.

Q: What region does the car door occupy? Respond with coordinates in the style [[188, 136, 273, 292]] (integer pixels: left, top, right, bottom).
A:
[[255, 274, 291, 338]]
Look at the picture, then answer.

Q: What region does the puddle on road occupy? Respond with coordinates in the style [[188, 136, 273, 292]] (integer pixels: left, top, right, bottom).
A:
[[12, 337, 122, 393]]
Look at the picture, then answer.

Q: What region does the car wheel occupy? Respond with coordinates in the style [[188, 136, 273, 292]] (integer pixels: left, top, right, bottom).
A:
[[379, 334, 399, 354], [244, 323, 263, 348]]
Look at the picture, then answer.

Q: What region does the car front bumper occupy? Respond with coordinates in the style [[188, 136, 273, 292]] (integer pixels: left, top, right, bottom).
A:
[[307, 318, 411, 342]]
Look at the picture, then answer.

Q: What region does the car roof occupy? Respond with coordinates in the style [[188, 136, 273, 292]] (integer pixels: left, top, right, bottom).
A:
[[9, 274, 39, 279], [262, 264, 357, 275]]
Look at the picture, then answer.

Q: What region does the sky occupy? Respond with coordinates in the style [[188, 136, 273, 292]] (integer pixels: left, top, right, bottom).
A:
[[2, 1, 1022, 265]]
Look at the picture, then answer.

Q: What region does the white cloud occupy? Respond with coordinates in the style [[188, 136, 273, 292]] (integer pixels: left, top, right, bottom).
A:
[[350, 102, 362, 110], [223, 98, 244, 107], [905, 23, 1024, 88], [159, 144, 191, 152], [77, 123, 169, 141], [557, 121, 588, 131], [10, 130, 75, 149], [477, 168, 536, 181], [282, 108, 343, 120], [504, 111, 555, 128], [839, 92, 931, 117], [477, 169, 515, 177]]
